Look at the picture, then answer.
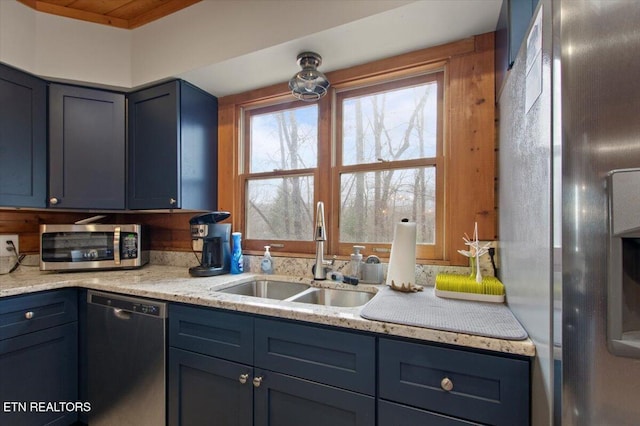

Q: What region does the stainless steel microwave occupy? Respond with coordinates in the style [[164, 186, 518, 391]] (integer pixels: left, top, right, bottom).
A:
[[40, 224, 149, 271]]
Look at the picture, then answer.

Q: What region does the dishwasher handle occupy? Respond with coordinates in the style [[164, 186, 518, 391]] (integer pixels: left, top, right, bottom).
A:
[[113, 308, 132, 320]]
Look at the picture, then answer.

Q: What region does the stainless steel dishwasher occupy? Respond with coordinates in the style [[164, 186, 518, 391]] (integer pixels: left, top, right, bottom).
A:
[[87, 290, 167, 426]]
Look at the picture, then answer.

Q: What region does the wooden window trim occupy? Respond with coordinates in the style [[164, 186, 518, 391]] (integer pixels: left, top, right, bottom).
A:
[[219, 33, 496, 265], [332, 71, 445, 260]]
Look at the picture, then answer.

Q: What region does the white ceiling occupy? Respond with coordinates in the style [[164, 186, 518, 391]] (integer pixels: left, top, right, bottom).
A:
[[176, 0, 503, 97]]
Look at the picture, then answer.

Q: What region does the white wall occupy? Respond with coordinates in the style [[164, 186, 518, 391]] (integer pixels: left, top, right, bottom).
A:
[[130, 0, 412, 87], [0, 0, 411, 91], [0, 0, 131, 88]]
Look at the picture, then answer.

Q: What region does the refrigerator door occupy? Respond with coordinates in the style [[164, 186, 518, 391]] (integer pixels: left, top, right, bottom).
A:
[[561, 0, 640, 424]]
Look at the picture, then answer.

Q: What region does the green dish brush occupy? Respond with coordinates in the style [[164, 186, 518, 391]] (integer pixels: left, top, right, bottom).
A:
[[434, 274, 505, 303]]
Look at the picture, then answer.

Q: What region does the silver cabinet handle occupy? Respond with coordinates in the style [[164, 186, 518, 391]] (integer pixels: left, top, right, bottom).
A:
[[49, 197, 59, 205], [169, 198, 177, 206], [440, 377, 454, 392], [24, 311, 34, 320], [253, 376, 263, 387], [239, 374, 249, 384]]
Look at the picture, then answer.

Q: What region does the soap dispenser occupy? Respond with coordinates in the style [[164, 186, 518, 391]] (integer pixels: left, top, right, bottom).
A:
[[261, 245, 274, 274], [350, 245, 365, 279]]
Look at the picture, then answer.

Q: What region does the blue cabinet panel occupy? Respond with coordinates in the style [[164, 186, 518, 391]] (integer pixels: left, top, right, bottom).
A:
[[0, 63, 46, 208], [0, 322, 78, 426], [49, 84, 126, 209], [379, 400, 479, 426], [169, 347, 252, 426], [379, 338, 530, 426], [0, 289, 78, 341], [254, 318, 375, 395], [127, 80, 218, 210], [169, 303, 253, 365], [254, 369, 374, 426]]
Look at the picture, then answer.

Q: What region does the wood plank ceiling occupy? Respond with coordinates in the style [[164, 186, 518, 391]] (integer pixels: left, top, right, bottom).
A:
[[17, 0, 202, 29]]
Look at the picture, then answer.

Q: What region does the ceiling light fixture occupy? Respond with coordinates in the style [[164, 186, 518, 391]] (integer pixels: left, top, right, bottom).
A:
[[288, 52, 330, 102]]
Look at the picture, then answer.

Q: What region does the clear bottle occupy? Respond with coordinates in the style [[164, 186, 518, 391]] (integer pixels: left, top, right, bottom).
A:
[[261, 245, 273, 274], [350, 245, 365, 278], [231, 232, 243, 274]]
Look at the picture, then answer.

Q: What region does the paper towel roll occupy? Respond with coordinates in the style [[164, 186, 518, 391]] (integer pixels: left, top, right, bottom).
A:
[[385, 219, 417, 287]]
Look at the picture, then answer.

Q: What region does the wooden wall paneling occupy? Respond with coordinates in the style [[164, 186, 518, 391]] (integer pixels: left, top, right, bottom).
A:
[[217, 103, 238, 231], [0, 211, 97, 253], [446, 32, 496, 265]]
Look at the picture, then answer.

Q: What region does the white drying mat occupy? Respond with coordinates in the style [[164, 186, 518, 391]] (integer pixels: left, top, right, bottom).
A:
[[360, 286, 528, 340]]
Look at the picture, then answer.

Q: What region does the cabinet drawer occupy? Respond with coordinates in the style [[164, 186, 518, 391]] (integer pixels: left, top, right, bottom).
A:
[[255, 318, 375, 395], [0, 289, 78, 340], [379, 338, 530, 426], [169, 304, 253, 365], [379, 400, 479, 426]]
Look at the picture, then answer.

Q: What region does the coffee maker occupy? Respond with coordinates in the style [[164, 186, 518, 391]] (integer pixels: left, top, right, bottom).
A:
[[189, 212, 231, 277]]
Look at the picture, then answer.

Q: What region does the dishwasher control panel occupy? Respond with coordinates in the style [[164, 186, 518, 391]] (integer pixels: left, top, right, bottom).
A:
[[88, 291, 166, 318]]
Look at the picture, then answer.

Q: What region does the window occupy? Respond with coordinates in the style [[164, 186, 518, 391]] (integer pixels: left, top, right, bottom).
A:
[[333, 73, 444, 260], [223, 34, 497, 265], [240, 72, 443, 259], [241, 101, 319, 253]]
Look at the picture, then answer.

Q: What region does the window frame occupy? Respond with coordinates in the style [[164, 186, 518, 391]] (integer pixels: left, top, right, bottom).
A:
[[331, 72, 445, 260], [239, 97, 322, 255], [219, 34, 496, 266]]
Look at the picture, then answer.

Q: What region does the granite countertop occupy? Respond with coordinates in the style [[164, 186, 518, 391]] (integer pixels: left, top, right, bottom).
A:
[[0, 265, 535, 357]]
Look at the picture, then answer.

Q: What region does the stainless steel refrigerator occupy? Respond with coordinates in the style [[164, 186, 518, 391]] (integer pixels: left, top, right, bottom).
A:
[[498, 0, 640, 424]]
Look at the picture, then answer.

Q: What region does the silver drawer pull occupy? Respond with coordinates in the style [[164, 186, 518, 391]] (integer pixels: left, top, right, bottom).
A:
[[253, 376, 263, 388], [440, 377, 454, 392], [24, 311, 34, 320], [239, 373, 249, 384]]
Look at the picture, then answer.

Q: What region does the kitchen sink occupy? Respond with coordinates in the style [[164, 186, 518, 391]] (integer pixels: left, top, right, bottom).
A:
[[288, 288, 374, 307], [217, 280, 310, 300]]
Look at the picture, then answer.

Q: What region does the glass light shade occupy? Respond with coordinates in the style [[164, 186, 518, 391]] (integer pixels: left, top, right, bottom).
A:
[[289, 52, 330, 101]]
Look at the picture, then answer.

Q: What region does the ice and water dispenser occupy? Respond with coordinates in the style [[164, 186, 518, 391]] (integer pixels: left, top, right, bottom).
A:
[[608, 169, 640, 358]]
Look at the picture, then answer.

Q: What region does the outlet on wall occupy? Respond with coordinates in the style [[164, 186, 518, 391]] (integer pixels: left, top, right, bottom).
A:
[[0, 234, 19, 258]]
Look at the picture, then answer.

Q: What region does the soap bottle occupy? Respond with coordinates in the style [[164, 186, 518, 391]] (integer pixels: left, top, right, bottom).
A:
[[261, 245, 273, 274], [350, 245, 365, 279], [231, 232, 243, 274]]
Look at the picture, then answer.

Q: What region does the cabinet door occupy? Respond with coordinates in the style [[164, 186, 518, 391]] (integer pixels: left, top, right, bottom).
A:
[[0, 322, 78, 426], [0, 64, 46, 207], [254, 369, 374, 426], [169, 347, 253, 426], [49, 84, 125, 209], [128, 81, 180, 209], [379, 400, 479, 426]]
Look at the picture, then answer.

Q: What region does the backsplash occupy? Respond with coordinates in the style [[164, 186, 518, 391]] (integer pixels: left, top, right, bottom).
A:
[[8, 250, 495, 287], [151, 251, 493, 287]]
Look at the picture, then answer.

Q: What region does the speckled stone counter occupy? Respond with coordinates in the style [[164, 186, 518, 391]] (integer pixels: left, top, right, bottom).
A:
[[0, 265, 535, 357]]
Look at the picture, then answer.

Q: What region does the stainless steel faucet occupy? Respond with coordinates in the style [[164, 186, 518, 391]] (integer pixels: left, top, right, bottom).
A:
[[313, 201, 333, 280]]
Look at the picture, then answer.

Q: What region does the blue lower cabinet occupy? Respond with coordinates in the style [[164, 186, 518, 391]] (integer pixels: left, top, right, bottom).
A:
[[0, 322, 78, 426], [168, 347, 253, 426], [379, 338, 530, 426], [254, 369, 375, 426], [379, 400, 479, 426]]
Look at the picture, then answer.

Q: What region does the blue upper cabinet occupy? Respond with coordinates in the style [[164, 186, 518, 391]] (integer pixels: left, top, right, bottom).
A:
[[49, 84, 126, 209], [127, 80, 218, 210], [495, 0, 539, 94], [0, 64, 47, 208]]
